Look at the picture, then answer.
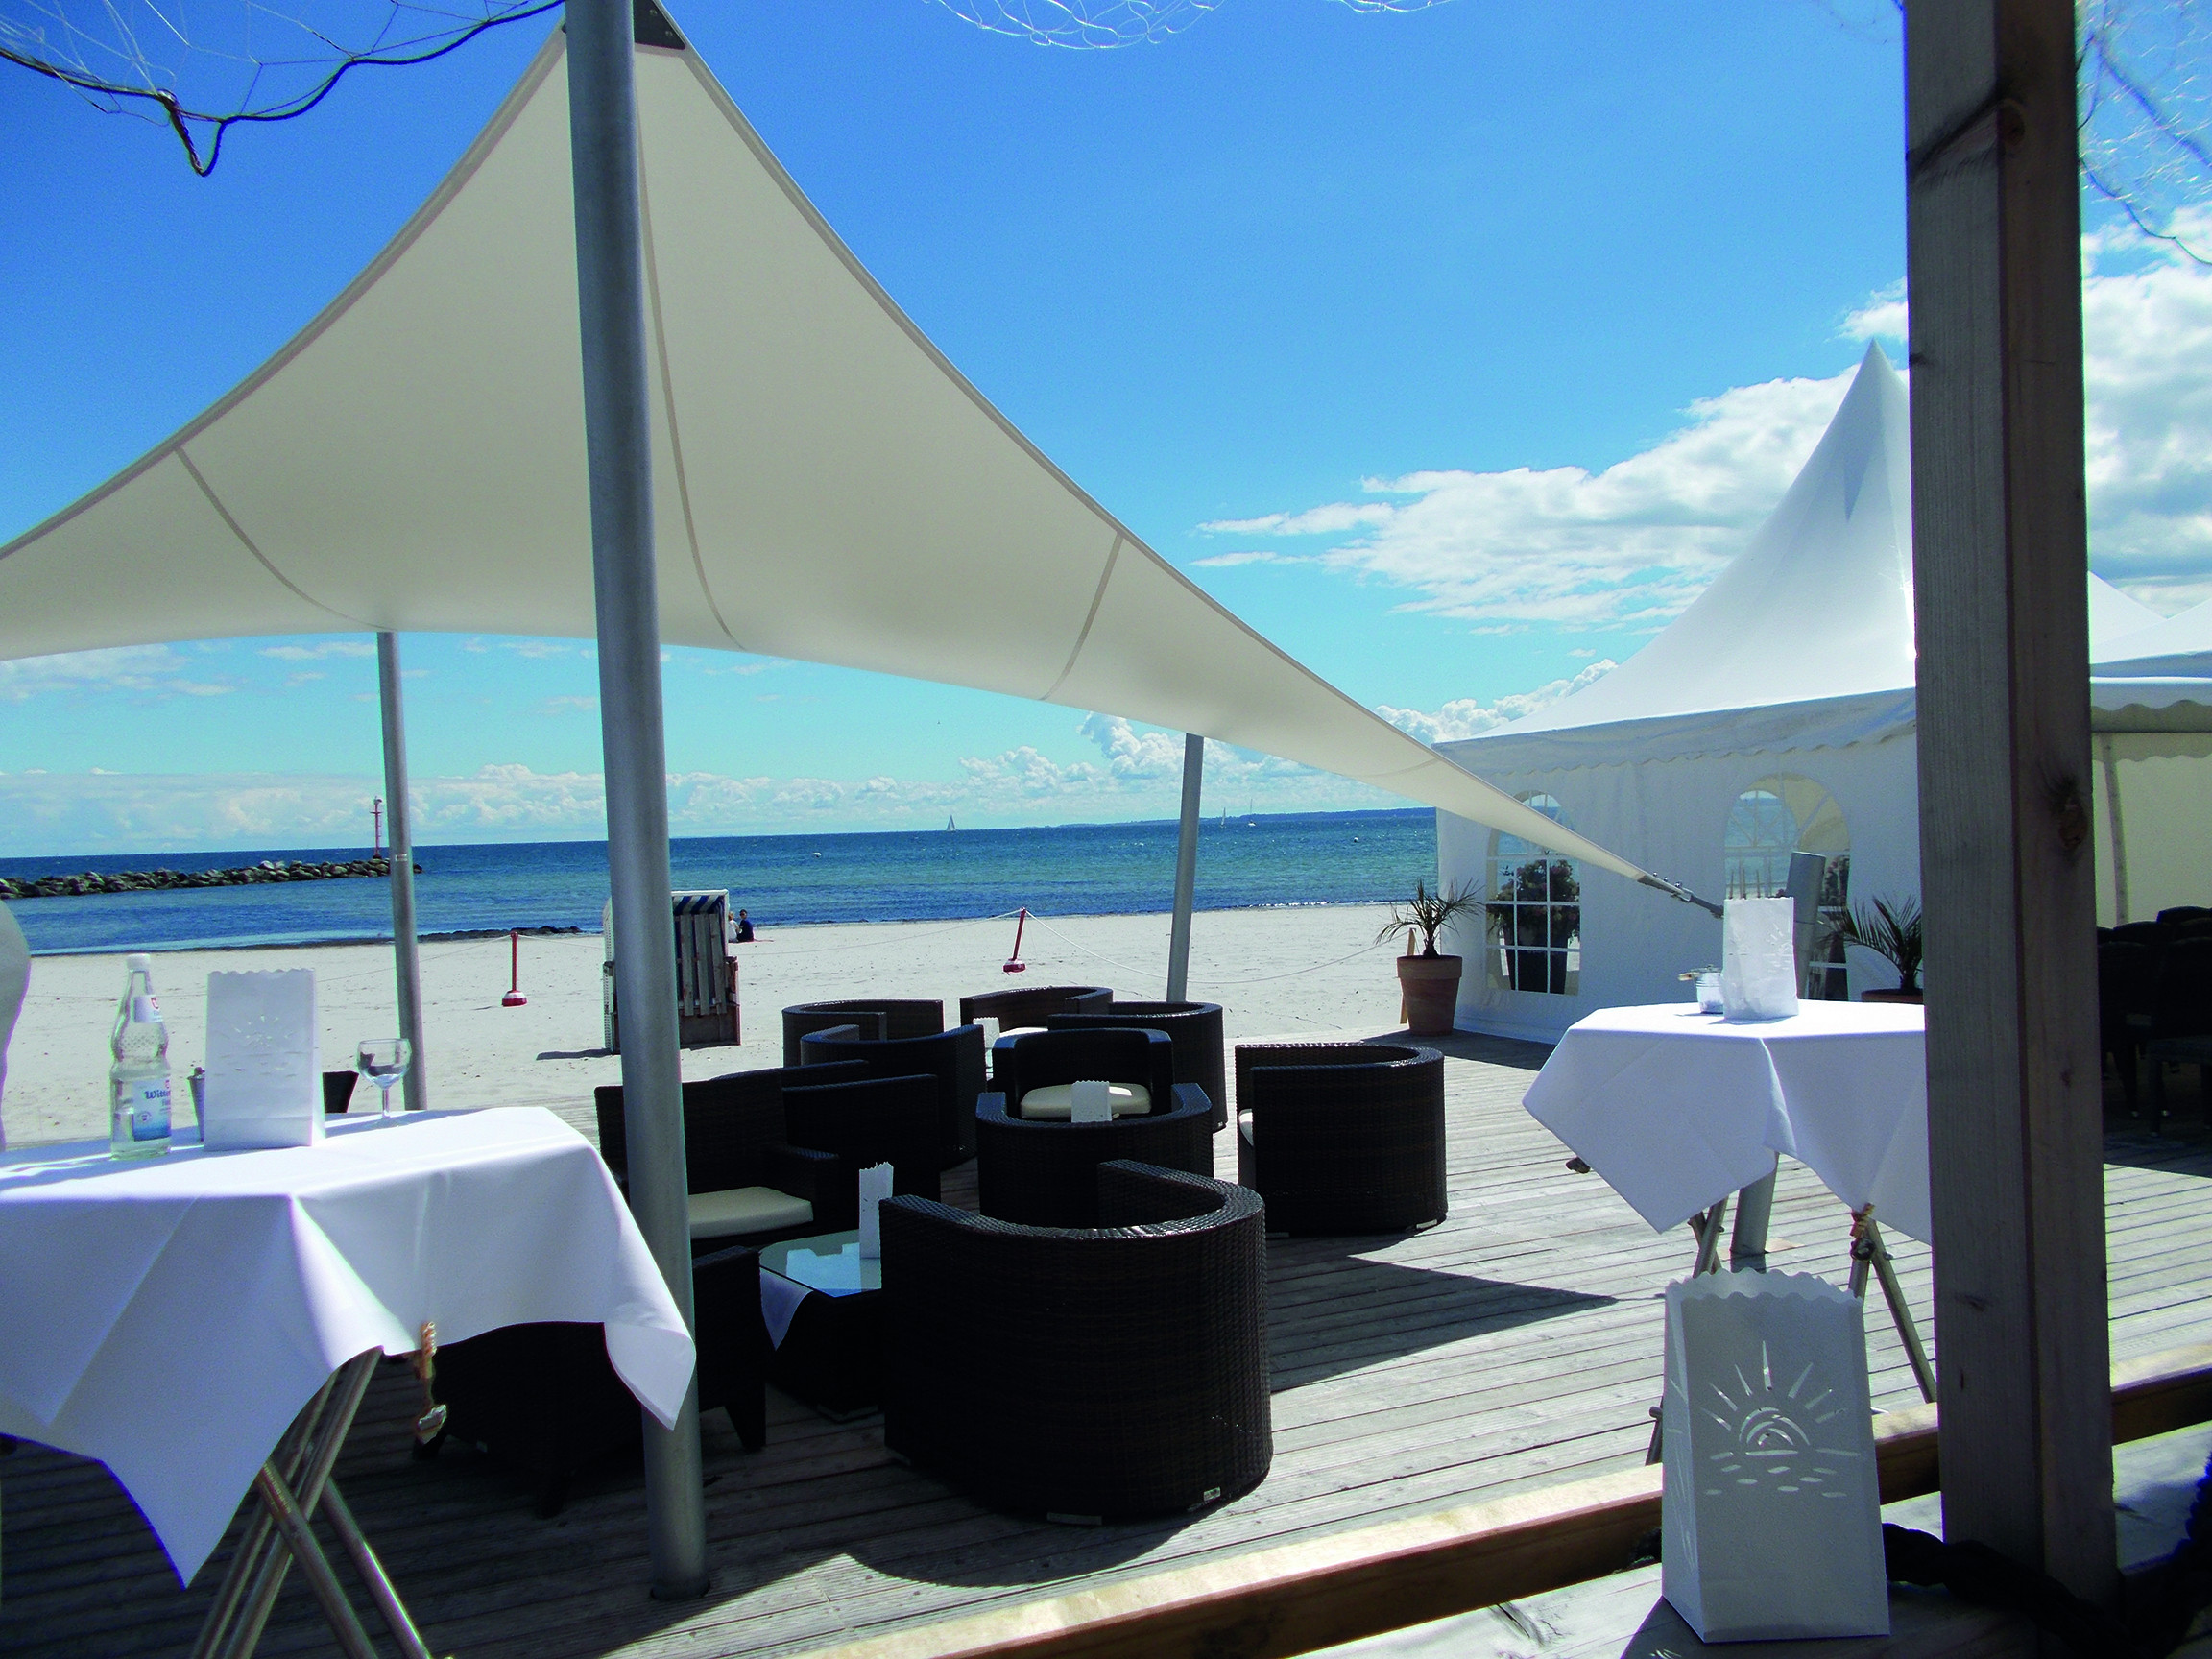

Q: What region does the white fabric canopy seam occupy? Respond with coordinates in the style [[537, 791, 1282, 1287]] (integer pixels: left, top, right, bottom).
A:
[[636, 85, 739, 648], [176, 447, 368, 628]]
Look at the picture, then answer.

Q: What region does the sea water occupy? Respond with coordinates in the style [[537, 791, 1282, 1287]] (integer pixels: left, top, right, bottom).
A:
[[3, 808, 1439, 956]]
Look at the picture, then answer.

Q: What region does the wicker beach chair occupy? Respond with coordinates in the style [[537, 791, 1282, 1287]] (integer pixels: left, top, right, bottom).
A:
[[427, 1240, 768, 1517], [595, 1062, 865, 1243], [782, 1071, 943, 1204], [1234, 1041, 1446, 1236], [957, 985, 1112, 1031], [880, 1161, 1270, 1524], [975, 1028, 1213, 1226], [798, 1024, 988, 1167], [781, 998, 943, 1065], [1046, 1000, 1227, 1131]]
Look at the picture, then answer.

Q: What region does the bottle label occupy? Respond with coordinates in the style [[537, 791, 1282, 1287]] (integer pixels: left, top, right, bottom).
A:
[[116, 1077, 171, 1142]]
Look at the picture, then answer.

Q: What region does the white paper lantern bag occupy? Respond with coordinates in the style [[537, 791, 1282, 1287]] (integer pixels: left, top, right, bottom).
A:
[[1720, 897, 1800, 1022], [1661, 1270, 1887, 1641], [201, 969, 324, 1150], [856, 1162, 895, 1260]]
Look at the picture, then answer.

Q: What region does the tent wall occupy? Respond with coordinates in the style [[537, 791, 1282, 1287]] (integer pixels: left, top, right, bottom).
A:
[[2092, 733, 2212, 926], [1436, 731, 1920, 1043]]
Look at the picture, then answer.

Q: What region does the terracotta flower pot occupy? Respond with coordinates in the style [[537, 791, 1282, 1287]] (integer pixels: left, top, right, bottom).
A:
[[1861, 988, 1924, 1005], [1397, 954, 1463, 1035]]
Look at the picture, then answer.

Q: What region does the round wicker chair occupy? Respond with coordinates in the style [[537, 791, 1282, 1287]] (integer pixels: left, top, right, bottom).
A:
[[880, 1161, 1270, 1524], [1047, 1000, 1226, 1130], [781, 998, 944, 1066], [1234, 1041, 1446, 1235], [977, 1028, 1213, 1226]]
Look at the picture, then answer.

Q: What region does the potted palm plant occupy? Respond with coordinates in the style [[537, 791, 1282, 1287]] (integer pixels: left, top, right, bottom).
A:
[[1837, 894, 1924, 1003], [1377, 879, 1482, 1034]]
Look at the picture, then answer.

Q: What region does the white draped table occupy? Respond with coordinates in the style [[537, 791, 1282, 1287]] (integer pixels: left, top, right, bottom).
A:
[[0, 1107, 691, 1653], [1523, 1000, 1937, 1432], [1522, 999, 1930, 1242]]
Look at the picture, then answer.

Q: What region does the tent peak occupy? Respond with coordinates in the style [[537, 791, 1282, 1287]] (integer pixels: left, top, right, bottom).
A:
[[559, 0, 686, 50]]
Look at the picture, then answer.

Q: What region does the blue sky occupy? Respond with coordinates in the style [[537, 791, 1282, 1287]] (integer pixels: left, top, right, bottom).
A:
[[2, 0, 2206, 854]]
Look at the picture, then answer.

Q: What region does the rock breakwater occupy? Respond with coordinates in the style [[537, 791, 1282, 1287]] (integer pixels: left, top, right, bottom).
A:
[[0, 856, 422, 901]]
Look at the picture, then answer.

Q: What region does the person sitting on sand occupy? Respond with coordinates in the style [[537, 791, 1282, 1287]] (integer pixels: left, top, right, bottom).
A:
[[734, 908, 755, 943]]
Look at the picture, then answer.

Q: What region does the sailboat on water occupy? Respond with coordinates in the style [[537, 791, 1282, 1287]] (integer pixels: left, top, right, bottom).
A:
[[946, 815, 956, 831]]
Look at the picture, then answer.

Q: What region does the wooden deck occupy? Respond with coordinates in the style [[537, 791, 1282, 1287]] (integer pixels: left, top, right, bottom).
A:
[[8, 1036, 2211, 1659]]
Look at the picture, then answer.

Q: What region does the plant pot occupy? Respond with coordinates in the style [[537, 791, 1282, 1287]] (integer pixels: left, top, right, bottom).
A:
[[1861, 988, 1924, 1004], [1397, 954, 1463, 1036]]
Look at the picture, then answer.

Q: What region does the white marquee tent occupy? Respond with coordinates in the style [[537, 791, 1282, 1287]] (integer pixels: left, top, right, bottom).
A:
[[0, 16, 1672, 897], [1433, 343, 2212, 1044]]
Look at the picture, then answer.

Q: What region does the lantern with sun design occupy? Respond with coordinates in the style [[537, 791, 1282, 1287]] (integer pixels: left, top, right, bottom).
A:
[[1660, 1270, 1888, 1640]]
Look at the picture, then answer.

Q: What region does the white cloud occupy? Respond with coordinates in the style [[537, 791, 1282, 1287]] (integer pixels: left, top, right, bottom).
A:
[[534, 695, 598, 716], [1375, 661, 1618, 743], [0, 645, 234, 704], [1841, 279, 1907, 343], [1201, 373, 1855, 634], [258, 640, 374, 661], [1209, 240, 2212, 631], [1189, 550, 1297, 569]]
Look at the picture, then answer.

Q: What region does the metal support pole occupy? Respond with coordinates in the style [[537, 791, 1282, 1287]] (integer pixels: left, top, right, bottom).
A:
[[377, 632, 427, 1111], [1728, 1165, 1775, 1272], [1166, 733, 1204, 1002], [566, 0, 708, 1600]]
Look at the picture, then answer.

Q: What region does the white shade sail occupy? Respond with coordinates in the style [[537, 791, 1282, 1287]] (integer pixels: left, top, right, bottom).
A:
[[0, 18, 1664, 889]]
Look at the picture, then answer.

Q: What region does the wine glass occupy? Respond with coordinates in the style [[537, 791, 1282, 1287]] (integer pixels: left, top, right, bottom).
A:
[[355, 1038, 413, 1118]]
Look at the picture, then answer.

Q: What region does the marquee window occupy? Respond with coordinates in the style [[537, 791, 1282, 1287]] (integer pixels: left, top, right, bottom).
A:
[[1724, 775, 1852, 1000], [1485, 794, 1581, 996]]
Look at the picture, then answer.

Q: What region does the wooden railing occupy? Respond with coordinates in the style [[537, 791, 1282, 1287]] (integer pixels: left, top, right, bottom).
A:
[[808, 1342, 2212, 1659]]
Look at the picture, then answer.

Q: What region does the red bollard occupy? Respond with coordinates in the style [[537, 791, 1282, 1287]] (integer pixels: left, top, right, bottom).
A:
[[1002, 908, 1028, 974], [502, 930, 529, 1007]]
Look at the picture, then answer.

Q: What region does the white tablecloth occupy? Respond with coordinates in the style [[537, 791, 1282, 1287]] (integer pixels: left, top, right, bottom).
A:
[[0, 1108, 692, 1584], [1522, 1001, 1929, 1243]]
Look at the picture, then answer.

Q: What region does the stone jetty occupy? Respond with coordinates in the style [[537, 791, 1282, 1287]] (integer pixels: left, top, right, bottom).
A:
[[0, 856, 421, 901]]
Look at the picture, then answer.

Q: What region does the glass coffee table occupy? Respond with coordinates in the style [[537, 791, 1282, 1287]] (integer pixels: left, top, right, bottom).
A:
[[757, 1230, 884, 1420]]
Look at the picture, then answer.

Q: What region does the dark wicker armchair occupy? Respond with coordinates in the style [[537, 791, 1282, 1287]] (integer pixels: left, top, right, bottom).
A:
[[782, 1071, 943, 1203], [798, 1025, 987, 1168], [595, 1062, 866, 1244], [881, 1161, 1270, 1524], [1047, 1001, 1227, 1130], [428, 1240, 767, 1516], [1235, 1042, 1446, 1236], [975, 1028, 1213, 1226], [957, 985, 1112, 1031], [781, 998, 944, 1065]]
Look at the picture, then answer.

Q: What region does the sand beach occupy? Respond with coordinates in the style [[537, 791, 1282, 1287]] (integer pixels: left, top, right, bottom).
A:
[[1, 903, 1407, 1147]]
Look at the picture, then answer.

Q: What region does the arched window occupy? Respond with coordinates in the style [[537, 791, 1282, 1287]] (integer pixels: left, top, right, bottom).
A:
[[1723, 775, 1852, 1000], [1486, 794, 1581, 995]]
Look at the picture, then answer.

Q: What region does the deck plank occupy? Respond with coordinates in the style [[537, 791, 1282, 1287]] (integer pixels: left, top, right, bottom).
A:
[[5, 1037, 2209, 1658]]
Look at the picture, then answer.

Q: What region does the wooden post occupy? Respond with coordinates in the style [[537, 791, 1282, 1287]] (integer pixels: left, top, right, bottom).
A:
[[1906, 0, 2115, 1603]]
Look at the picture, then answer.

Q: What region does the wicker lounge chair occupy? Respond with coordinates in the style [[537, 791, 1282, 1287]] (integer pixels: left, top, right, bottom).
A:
[[782, 1071, 943, 1203], [427, 1240, 767, 1516], [781, 998, 943, 1065], [957, 984, 1112, 1031], [880, 1160, 1270, 1523], [1235, 1041, 1446, 1236], [798, 1024, 987, 1167], [595, 1062, 866, 1244], [1047, 1000, 1227, 1130], [975, 1028, 1213, 1226]]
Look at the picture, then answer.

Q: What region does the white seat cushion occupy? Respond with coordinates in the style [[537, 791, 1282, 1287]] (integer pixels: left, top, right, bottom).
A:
[[1019, 1082, 1150, 1120], [688, 1186, 813, 1240], [1238, 1109, 1255, 1145]]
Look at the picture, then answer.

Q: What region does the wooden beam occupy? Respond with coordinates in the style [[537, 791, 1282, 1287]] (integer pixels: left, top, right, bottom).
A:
[[807, 1348, 2212, 1659], [1905, 0, 2114, 1605]]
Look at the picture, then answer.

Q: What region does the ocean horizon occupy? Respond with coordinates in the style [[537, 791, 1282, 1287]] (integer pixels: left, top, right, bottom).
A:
[[0, 806, 1439, 956]]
